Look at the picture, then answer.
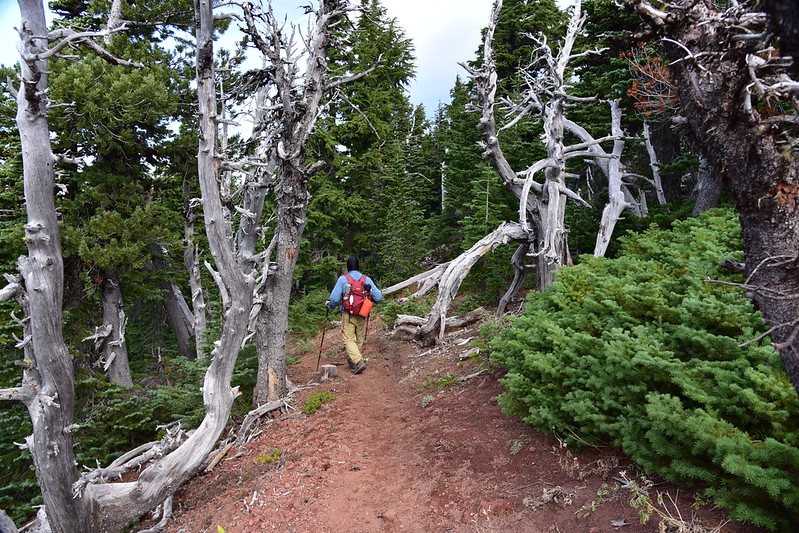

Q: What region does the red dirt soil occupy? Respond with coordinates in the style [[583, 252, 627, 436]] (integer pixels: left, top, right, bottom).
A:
[[161, 317, 765, 533]]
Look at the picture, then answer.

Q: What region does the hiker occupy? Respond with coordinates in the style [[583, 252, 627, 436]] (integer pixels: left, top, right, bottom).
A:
[[326, 256, 382, 374]]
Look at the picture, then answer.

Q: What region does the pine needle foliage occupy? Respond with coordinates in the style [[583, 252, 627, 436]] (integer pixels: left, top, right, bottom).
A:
[[491, 208, 799, 530]]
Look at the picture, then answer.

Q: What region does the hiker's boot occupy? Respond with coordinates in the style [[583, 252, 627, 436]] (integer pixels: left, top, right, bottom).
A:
[[352, 360, 366, 374], [347, 358, 356, 370]]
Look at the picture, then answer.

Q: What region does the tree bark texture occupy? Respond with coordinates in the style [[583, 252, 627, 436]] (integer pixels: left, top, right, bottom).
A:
[[152, 243, 197, 360], [247, 0, 344, 407], [13, 0, 88, 530], [497, 243, 530, 315], [593, 100, 630, 257], [642, 122, 667, 205], [85, 0, 254, 528], [183, 177, 207, 359], [162, 281, 196, 360], [252, 167, 309, 406], [690, 155, 720, 215], [626, 0, 799, 395], [100, 270, 134, 387]]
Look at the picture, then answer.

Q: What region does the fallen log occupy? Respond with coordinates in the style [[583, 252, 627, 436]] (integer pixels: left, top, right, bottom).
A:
[[393, 307, 486, 338]]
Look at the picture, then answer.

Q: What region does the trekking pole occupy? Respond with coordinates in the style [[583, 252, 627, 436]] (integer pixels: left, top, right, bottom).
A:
[[317, 307, 330, 370]]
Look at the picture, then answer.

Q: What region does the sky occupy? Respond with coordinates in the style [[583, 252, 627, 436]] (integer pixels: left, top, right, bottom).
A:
[[0, 0, 490, 114], [380, 0, 490, 113]]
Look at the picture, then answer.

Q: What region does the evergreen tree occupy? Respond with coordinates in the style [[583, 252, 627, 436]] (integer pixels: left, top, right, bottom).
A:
[[373, 106, 435, 284], [429, 77, 487, 252], [46, 1, 193, 382], [571, 0, 693, 208], [305, 0, 417, 282], [491, 0, 567, 93], [493, 209, 799, 530]]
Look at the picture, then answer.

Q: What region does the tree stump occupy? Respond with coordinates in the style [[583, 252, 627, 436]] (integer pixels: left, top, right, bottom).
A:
[[320, 364, 338, 382]]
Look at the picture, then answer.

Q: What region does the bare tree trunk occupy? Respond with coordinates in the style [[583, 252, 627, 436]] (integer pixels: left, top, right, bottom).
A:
[[463, 0, 592, 289], [382, 261, 451, 298], [440, 160, 447, 212], [243, 0, 345, 406], [235, 160, 275, 272], [152, 234, 195, 360], [253, 169, 308, 405], [12, 0, 88, 529], [690, 155, 720, 215], [84, 0, 254, 527], [162, 281, 196, 360], [183, 177, 207, 359], [643, 122, 667, 205], [252, 169, 310, 405], [6, 0, 254, 528], [497, 243, 530, 315], [100, 270, 133, 387], [594, 100, 629, 257]]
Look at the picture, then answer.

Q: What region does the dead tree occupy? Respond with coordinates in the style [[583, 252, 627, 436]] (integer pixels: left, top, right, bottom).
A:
[[99, 270, 133, 386], [183, 176, 208, 359], [625, 0, 799, 395], [593, 100, 637, 257], [0, 0, 144, 530], [402, 0, 623, 345], [0, 0, 264, 529], [410, 223, 531, 344], [82, 0, 257, 529], [642, 121, 667, 205], [239, 1, 379, 405]]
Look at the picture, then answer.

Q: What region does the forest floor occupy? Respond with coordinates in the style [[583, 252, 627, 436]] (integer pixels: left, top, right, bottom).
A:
[[159, 313, 765, 533]]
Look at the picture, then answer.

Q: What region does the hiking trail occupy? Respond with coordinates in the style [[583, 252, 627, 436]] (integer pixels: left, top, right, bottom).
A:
[[161, 317, 762, 533]]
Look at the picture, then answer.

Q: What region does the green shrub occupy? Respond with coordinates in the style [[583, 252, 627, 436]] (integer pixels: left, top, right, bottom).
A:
[[378, 293, 436, 326], [301, 390, 335, 414], [491, 208, 799, 531], [73, 356, 208, 467], [289, 288, 330, 336], [255, 447, 281, 464]]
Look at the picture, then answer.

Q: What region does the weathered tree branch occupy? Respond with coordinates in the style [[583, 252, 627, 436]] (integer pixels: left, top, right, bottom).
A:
[[0, 386, 35, 403], [382, 262, 452, 296]]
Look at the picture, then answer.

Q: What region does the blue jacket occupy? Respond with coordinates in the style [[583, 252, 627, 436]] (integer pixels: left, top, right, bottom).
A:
[[327, 270, 382, 312]]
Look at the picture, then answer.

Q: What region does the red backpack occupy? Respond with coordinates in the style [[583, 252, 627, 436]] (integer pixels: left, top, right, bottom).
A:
[[342, 274, 373, 317]]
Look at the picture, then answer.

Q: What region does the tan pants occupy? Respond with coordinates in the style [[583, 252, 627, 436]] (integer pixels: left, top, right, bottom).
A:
[[341, 312, 367, 364]]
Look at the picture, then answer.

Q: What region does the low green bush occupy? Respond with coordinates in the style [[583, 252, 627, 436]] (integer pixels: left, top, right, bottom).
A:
[[301, 390, 335, 414], [491, 208, 799, 531]]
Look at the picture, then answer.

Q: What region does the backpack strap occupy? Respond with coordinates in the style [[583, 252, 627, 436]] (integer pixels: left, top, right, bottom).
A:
[[345, 273, 365, 289]]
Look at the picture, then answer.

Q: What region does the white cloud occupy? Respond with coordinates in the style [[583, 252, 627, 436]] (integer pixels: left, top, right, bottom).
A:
[[381, 0, 490, 114]]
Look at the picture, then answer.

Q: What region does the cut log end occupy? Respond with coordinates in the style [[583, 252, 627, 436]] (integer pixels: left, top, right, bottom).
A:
[[320, 364, 338, 382]]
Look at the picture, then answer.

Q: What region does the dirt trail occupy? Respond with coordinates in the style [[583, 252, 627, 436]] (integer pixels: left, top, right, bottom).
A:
[[163, 319, 763, 533]]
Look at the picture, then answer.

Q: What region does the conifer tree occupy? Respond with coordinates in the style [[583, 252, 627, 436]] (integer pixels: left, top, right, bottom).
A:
[[430, 77, 488, 251], [306, 0, 417, 274], [46, 0, 193, 384], [373, 106, 434, 283]]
